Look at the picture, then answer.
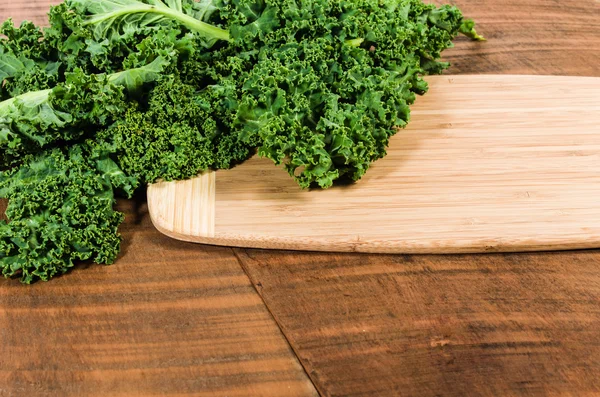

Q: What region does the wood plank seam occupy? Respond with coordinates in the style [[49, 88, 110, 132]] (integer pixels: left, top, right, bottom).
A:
[[232, 247, 326, 397]]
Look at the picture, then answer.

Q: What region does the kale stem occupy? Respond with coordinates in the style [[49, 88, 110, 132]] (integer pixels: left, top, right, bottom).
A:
[[459, 19, 486, 41], [345, 38, 365, 47], [0, 62, 157, 111], [0, 89, 52, 112], [82, 4, 231, 42], [153, 6, 231, 41]]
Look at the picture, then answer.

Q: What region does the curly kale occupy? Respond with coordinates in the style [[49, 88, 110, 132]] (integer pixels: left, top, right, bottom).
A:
[[94, 76, 256, 183], [0, 144, 137, 283], [0, 0, 483, 282], [0, 57, 173, 169], [222, 0, 481, 188]]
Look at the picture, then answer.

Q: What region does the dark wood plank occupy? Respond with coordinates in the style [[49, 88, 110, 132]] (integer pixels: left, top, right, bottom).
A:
[[237, 249, 600, 396], [0, 198, 6, 222], [236, 0, 600, 395], [0, 200, 318, 397], [441, 0, 600, 77]]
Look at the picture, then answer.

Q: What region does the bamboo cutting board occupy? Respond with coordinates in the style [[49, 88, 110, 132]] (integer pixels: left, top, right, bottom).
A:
[[147, 75, 600, 254]]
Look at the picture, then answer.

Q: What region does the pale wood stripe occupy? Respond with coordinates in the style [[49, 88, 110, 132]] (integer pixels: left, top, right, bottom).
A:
[[148, 172, 215, 239]]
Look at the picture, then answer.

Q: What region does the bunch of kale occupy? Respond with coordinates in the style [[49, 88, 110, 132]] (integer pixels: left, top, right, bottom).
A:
[[0, 0, 483, 283]]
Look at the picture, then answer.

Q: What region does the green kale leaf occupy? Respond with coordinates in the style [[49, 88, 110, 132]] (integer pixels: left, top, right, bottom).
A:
[[0, 57, 170, 169], [0, 144, 137, 283]]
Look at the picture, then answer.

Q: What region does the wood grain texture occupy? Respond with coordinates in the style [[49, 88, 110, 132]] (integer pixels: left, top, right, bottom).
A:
[[151, 172, 217, 238], [0, 0, 59, 25], [439, 0, 600, 77], [236, 248, 600, 396], [148, 74, 600, 254], [0, 200, 318, 397]]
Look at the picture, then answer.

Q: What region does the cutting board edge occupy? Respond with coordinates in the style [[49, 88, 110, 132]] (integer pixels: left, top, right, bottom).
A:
[[148, 210, 600, 254]]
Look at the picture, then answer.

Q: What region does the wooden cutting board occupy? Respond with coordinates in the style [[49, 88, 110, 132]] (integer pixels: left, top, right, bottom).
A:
[[147, 74, 600, 254]]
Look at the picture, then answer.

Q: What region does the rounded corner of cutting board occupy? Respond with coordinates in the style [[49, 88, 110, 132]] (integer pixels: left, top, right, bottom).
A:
[[147, 174, 218, 244], [147, 182, 181, 240], [148, 210, 183, 242]]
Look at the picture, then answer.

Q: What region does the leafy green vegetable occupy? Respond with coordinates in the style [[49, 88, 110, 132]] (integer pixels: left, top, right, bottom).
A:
[[109, 55, 170, 91], [1, 0, 483, 283], [0, 50, 26, 82], [0, 57, 170, 169], [93, 76, 256, 183], [0, 144, 137, 283]]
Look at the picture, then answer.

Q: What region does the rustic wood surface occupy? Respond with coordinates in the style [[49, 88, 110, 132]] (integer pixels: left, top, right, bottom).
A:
[[148, 74, 600, 254], [236, 249, 600, 396], [0, 200, 318, 397], [1, 0, 600, 396]]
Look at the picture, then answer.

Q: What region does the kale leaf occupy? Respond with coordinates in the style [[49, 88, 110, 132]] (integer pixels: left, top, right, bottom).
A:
[[0, 144, 137, 283], [0, 57, 171, 169]]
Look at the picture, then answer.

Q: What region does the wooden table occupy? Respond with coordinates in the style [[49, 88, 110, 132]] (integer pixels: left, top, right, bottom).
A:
[[1, 1, 600, 396]]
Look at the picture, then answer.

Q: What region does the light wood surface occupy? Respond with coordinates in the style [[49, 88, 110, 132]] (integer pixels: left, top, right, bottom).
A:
[[148, 74, 600, 254]]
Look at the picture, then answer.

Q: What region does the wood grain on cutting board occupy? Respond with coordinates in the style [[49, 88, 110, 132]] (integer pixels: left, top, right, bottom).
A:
[[148, 74, 600, 253]]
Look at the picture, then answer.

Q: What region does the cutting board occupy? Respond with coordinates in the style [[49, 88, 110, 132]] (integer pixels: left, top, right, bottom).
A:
[[147, 75, 600, 254]]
